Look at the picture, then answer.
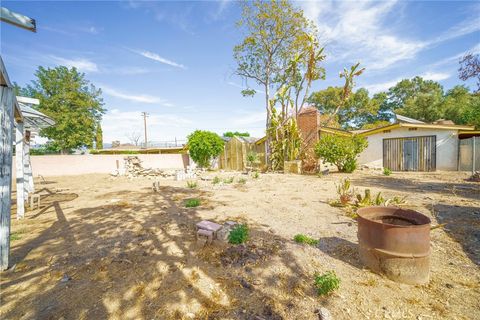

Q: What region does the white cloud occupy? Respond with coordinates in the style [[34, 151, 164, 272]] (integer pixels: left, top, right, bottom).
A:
[[107, 66, 151, 75], [363, 71, 450, 94], [429, 43, 480, 68], [49, 56, 99, 72], [101, 86, 165, 104], [131, 49, 186, 69], [420, 72, 451, 82], [301, 0, 480, 71]]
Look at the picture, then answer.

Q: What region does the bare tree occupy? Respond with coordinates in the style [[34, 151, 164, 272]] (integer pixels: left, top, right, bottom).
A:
[[126, 131, 141, 146], [459, 53, 480, 93]]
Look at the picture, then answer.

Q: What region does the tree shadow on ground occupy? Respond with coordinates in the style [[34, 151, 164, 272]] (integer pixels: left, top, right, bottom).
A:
[[316, 236, 362, 269], [433, 203, 480, 266], [1, 184, 318, 319], [351, 176, 480, 201]]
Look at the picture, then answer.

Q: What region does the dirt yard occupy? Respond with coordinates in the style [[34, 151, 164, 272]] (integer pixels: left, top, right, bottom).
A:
[[1, 170, 479, 319]]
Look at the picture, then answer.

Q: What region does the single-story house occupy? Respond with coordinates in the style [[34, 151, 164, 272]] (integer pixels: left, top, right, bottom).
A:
[[298, 108, 479, 172]]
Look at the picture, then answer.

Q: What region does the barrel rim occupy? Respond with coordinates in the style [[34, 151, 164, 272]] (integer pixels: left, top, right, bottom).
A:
[[357, 206, 431, 228]]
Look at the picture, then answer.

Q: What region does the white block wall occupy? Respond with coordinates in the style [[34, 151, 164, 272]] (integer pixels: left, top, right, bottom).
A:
[[357, 127, 458, 171]]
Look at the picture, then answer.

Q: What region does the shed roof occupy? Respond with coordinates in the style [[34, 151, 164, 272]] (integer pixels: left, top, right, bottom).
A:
[[16, 96, 55, 131]]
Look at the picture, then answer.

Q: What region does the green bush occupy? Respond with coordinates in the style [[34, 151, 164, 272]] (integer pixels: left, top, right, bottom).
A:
[[185, 198, 201, 208], [228, 224, 249, 244], [252, 171, 260, 179], [187, 130, 224, 168], [223, 177, 234, 184], [383, 167, 392, 176], [314, 271, 340, 296], [212, 176, 221, 185], [314, 135, 367, 173], [293, 234, 319, 246], [237, 177, 247, 184]]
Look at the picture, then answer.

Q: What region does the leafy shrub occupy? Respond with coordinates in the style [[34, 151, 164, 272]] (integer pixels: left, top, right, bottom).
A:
[[185, 198, 201, 208], [314, 135, 367, 173], [246, 151, 260, 168], [294, 234, 319, 246], [314, 271, 340, 296], [228, 224, 249, 244], [237, 177, 247, 184], [383, 167, 392, 176], [223, 177, 234, 184], [252, 171, 260, 179], [212, 176, 221, 185], [186, 181, 198, 189], [187, 130, 224, 168]]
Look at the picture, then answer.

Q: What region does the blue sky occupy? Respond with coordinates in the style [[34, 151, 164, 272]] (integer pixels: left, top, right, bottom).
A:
[[1, 1, 479, 144]]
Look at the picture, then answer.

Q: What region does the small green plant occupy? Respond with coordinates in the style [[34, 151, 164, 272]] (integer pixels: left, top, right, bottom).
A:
[[185, 198, 201, 208], [336, 178, 354, 205], [356, 189, 385, 206], [212, 176, 221, 185], [293, 234, 319, 246], [228, 224, 249, 244], [223, 177, 234, 184], [252, 171, 260, 179], [237, 177, 247, 184], [186, 180, 198, 189], [383, 167, 392, 176], [10, 231, 22, 241], [246, 151, 260, 168], [386, 195, 407, 206], [314, 271, 340, 296]]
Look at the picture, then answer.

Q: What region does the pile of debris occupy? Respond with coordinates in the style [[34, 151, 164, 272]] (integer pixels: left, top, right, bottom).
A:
[[467, 171, 480, 182], [124, 156, 174, 178]]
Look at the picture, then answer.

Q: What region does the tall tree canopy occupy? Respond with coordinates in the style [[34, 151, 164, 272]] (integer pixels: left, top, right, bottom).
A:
[[374, 77, 479, 128], [23, 66, 105, 153], [378, 76, 445, 123], [308, 87, 380, 129], [234, 0, 324, 125]]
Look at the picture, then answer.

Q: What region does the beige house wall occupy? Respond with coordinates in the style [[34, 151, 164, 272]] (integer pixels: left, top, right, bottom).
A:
[[358, 127, 458, 171]]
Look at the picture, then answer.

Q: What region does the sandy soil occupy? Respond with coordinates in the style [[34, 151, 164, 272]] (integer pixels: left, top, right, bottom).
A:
[[1, 170, 479, 320]]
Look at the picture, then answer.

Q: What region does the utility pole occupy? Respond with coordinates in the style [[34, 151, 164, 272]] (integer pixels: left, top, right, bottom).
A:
[[141, 112, 149, 148]]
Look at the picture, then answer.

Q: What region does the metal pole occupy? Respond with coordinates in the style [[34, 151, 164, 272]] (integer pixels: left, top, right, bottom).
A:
[[141, 112, 148, 148], [473, 136, 476, 174]]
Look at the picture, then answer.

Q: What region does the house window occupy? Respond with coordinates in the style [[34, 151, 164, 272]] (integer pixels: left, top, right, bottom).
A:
[[408, 128, 417, 131], [383, 130, 391, 133]]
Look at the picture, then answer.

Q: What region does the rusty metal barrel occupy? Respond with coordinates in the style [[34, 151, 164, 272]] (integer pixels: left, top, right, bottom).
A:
[[357, 206, 431, 285]]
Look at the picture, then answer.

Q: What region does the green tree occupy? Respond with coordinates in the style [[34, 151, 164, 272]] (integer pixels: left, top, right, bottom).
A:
[[234, 0, 322, 127], [378, 76, 445, 122], [223, 131, 250, 138], [314, 134, 368, 173], [95, 123, 103, 150], [308, 86, 379, 129], [24, 66, 105, 154], [442, 85, 480, 128], [187, 130, 224, 168]]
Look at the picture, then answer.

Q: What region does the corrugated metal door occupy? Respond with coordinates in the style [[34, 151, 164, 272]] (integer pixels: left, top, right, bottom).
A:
[[383, 136, 436, 171]]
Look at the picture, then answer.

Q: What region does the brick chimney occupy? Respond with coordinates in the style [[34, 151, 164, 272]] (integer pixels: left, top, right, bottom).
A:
[[298, 107, 320, 148]]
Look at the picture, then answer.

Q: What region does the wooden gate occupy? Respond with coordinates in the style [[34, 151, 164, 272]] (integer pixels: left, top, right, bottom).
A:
[[383, 136, 436, 171]]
